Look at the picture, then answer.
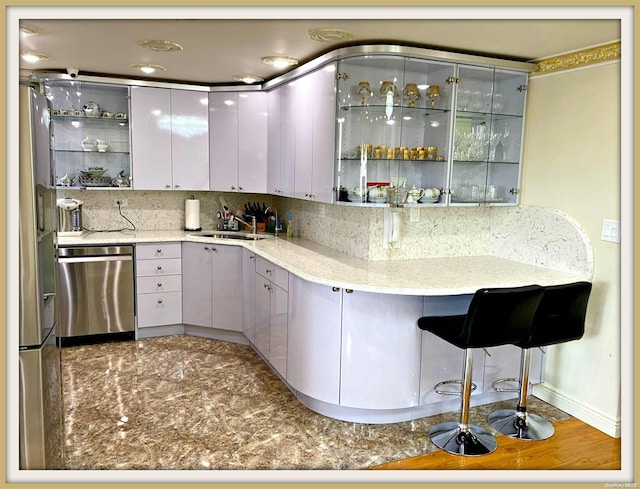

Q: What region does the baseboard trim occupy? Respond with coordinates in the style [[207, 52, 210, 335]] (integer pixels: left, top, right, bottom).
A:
[[532, 383, 621, 438]]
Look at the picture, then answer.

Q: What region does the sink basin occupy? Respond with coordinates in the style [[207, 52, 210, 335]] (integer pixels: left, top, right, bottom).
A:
[[190, 231, 265, 241]]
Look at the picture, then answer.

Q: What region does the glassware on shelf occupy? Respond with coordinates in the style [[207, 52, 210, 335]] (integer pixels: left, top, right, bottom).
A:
[[356, 81, 373, 105], [403, 83, 420, 108], [380, 81, 398, 120], [426, 84, 441, 107]]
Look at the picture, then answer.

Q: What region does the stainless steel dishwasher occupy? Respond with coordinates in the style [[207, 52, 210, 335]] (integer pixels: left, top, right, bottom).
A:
[[57, 245, 135, 346]]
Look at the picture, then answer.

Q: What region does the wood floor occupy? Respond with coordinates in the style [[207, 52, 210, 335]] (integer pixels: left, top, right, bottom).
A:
[[370, 417, 621, 470]]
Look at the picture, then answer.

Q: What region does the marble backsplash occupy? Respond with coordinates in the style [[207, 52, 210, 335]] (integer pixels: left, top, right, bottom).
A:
[[63, 189, 593, 276]]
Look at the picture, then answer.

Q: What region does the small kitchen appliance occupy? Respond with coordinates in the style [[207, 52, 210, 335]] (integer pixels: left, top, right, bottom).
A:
[[56, 197, 83, 236]]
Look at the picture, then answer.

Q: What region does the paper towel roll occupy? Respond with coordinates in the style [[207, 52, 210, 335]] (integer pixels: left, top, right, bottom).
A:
[[185, 198, 201, 230]]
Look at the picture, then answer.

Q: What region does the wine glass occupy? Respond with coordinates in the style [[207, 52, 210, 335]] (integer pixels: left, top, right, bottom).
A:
[[426, 84, 441, 107], [403, 82, 420, 108]]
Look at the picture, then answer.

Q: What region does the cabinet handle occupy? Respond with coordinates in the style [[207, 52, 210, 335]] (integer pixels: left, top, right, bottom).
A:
[[204, 246, 209, 251], [174, 184, 180, 188], [157, 282, 163, 287], [157, 299, 163, 304], [238, 186, 243, 191], [211, 247, 217, 251], [509, 188, 519, 194], [165, 184, 171, 189], [249, 255, 254, 260], [156, 248, 162, 253], [265, 269, 271, 274], [345, 289, 354, 294], [231, 186, 236, 190], [332, 287, 340, 292], [157, 265, 163, 270], [446, 76, 462, 84]]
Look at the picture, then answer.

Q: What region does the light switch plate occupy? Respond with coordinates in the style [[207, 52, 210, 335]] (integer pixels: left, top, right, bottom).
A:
[[409, 207, 420, 222], [601, 219, 620, 243]]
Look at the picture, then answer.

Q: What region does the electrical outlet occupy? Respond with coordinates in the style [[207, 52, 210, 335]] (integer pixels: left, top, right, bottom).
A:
[[409, 207, 420, 222], [114, 198, 128, 208]]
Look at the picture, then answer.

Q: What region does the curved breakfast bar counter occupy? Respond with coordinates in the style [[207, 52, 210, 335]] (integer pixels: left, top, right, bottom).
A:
[[59, 230, 590, 423]]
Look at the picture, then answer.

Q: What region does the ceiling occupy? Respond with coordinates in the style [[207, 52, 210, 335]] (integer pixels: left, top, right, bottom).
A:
[[17, 13, 621, 86]]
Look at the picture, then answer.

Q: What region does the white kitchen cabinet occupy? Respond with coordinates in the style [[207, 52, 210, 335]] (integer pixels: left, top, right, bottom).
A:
[[255, 257, 289, 378], [293, 63, 337, 203], [242, 249, 256, 344], [286, 276, 342, 404], [131, 86, 209, 190], [136, 242, 182, 328], [339, 290, 423, 409], [266, 89, 282, 195], [266, 83, 295, 197], [181, 242, 243, 331], [209, 91, 267, 193]]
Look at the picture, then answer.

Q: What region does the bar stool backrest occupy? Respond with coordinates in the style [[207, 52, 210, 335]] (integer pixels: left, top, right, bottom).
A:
[[524, 281, 592, 348], [462, 285, 545, 348]]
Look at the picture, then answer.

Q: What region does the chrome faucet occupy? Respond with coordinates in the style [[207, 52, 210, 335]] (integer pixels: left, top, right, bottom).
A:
[[230, 214, 256, 234], [264, 206, 281, 237]]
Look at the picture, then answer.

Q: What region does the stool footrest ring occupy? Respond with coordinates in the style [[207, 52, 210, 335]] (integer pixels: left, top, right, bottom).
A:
[[434, 379, 478, 396], [491, 377, 521, 393]]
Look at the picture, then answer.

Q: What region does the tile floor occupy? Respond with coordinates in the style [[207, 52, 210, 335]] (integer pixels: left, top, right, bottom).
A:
[[61, 335, 570, 470]]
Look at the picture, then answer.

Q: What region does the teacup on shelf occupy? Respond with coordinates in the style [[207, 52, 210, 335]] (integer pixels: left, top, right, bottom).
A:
[[96, 139, 110, 152], [81, 137, 96, 151]]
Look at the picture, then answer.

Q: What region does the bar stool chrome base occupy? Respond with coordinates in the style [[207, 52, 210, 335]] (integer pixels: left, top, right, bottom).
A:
[[488, 409, 555, 441], [429, 422, 498, 456]]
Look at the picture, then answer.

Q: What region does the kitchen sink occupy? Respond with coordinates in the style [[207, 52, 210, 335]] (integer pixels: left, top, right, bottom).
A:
[[190, 231, 265, 241]]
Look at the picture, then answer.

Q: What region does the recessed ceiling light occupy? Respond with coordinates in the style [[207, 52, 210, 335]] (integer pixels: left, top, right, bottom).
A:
[[19, 24, 40, 37], [137, 40, 183, 53], [233, 74, 264, 84], [129, 63, 166, 74], [262, 56, 299, 69], [306, 28, 354, 43], [20, 51, 51, 63]]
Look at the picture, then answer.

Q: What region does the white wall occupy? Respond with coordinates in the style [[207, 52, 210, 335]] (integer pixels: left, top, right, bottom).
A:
[[522, 62, 622, 437]]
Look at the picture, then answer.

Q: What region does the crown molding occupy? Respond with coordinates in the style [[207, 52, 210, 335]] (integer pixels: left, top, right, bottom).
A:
[[531, 41, 621, 76]]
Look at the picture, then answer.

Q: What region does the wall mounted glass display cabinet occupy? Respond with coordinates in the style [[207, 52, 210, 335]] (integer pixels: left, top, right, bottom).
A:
[[450, 66, 527, 205], [44, 81, 131, 189], [333, 55, 528, 207]]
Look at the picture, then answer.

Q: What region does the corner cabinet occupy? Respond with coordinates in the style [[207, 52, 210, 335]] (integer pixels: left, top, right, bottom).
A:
[[333, 55, 529, 206], [209, 91, 268, 193], [44, 81, 132, 189], [130, 86, 209, 190]]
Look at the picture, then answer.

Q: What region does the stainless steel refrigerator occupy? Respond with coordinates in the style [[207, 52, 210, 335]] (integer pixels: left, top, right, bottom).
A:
[[19, 86, 64, 469]]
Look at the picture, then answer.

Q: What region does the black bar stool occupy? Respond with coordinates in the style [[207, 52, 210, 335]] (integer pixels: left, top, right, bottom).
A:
[[488, 281, 592, 441], [418, 284, 545, 456]]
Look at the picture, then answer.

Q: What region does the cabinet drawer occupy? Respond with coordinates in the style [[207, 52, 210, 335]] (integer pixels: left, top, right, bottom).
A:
[[136, 258, 182, 277], [137, 291, 182, 328], [136, 275, 182, 294], [256, 256, 288, 291], [136, 242, 182, 260]]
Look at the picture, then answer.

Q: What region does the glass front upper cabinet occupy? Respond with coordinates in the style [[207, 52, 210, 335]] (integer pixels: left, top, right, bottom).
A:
[[44, 80, 131, 189], [334, 56, 455, 206], [450, 65, 527, 205]]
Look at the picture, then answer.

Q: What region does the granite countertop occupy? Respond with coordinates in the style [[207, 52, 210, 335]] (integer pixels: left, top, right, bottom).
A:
[[58, 230, 589, 296]]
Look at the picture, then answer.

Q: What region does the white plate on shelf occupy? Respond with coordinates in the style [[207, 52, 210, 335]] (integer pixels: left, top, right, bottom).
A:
[[367, 197, 387, 203]]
